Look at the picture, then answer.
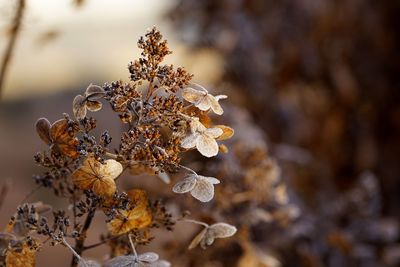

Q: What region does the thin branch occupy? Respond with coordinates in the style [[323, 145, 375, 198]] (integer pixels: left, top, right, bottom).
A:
[[0, 0, 26, 99]]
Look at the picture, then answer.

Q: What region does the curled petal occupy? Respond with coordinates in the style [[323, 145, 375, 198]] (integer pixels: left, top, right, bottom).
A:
[[35, 118, 51, 145], [172, 176, 197, 193], [181, 133, 200, 149], [73, 95, 87, 120], [188, 228, 207, 250], [208, 95, 224, 115], [191, 178, 215, 202], [209, 223, 237, 238], [196, 135, 219, 158]]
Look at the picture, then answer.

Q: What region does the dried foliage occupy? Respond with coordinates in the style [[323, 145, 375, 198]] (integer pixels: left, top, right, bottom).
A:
[[0, 28, 238, 266]]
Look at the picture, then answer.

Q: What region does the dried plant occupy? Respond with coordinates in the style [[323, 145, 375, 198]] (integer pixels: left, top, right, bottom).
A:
[[0, 27, 237, 267]]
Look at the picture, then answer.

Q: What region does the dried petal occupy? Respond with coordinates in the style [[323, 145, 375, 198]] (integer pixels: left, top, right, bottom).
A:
[[50, 119, 79, 158], [182, 87, 205, 103], [181, 132, 200, 149], [85, 84, 106, 100], [172, 175, 197, 193], [208, 222, 237, 238], [78, 259, 101, 267], [5, 242, 37, 267], [150, 260, 171, 267], [35, 118, 51, 145], [190, 176, 215, 202], [103, 255, 136, 267], [86, 100, 103, 112], [138, 252, 159, 263], [92, 176, 117, 197], [205, 127, 223, 138], [196, 134, 219, 158], [215, 125, 234, 141], [208, 95, 224, 115], [99, 159, 124, 180], [107, 189, 152, 235], [73, 94, 87, 120], [188, 228, 207, 250]]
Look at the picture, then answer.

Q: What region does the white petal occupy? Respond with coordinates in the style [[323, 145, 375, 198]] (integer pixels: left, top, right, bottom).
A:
[[195, 96, 211, 111], [103, 255, 136, 267], [172, 176, 197, 193], [190, 178, 214, 202], [215, 94, 227, 100], [208, 95, 224, 115], [199, 175, 220, 185], [181, 133, 200, 149], [182, 87, 205, 103], [148, 260, 171, 267], [209, 223, 237, 238], [138, 252, 159, 263], [205, 127, 223, 138], [196, 135, 219, 157]]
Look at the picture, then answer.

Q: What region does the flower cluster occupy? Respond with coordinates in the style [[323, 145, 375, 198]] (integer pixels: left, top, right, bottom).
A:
[[1, 27, 236, 267]]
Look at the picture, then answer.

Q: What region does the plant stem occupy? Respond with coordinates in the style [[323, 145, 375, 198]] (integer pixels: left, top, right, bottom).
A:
[[70, 204, 96, 267], [0, 0, 25, 99]]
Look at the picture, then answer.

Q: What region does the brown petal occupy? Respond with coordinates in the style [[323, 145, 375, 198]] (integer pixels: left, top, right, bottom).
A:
[[92, 177, 116, 197], [215, 125, 234, 141], [71, 168, 96, 191], [86, 100, 102, 112], [188, 228, 207, 250], [73, 95, 87, 120], [35, 118, 51, 144]]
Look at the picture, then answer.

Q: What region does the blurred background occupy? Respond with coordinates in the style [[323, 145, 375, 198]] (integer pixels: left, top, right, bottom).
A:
[[1, 0, 400, 266]]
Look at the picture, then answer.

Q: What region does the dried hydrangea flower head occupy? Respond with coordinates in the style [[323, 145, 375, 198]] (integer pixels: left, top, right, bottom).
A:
[[71, 155, 123, 197], [182, 83, 227, 115], [73, 84, 106, 120], [173, 173, 220, 202], [185, 220, 237, 250], [10, 27, 236, 267], [181, 118, 223, 157]]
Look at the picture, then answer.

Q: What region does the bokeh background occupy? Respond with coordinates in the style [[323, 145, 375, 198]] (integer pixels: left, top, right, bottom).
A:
[[1, 0, 400, 266]]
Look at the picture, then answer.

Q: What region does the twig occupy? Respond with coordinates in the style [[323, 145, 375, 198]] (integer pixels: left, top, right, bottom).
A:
[[70, 203, 96, 267], [0, 0, 26, 99]]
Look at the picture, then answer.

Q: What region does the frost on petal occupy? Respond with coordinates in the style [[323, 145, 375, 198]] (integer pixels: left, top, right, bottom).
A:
[[190, 177, 214, 202], [73, 95, 87, 120], [200, 176, 220, 185], [150, 260, 171, 267], [188, 228, 207, 250], [196, 135, 219, 158], [215, 94, 228, 100], [172, 176, 197, 193], [181, 133, 199, 149], [103, 255, 136, 267], [208, 223, 237, 238], [85, 84, 106, 100], [205, 127, 223, 139], [196, 96, 211, 111], [86, 100, 103, 112], [208, 95, 224, 115], [182, 87, 205, 103], [100, 159, 123, 180], [138, 252, 159, 263]]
